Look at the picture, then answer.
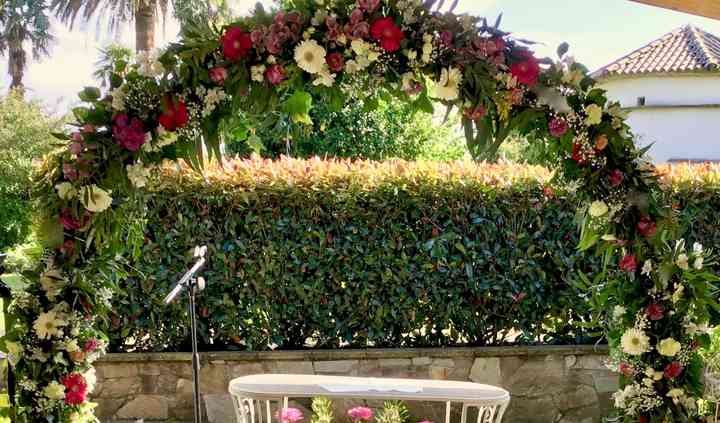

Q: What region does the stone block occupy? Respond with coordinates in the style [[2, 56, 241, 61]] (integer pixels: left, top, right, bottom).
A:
[[504, 355, 567, 397], [429, 366, 450, 380], [564, 355, 577, 369], [200, 365, 230, 393], [411, 356, 432, 366], [272, 361, 315, 374], [577, 355, 607, 370], [592, 373, 619, 393], [231, 362, 265, 377], [99, 363, 139, 379], [204, 393, 236, 423], [555, 385, 598, 411], [116, 395, 169, 420], [100, 377, 142, 397], [378, 358, 412, 368], [469, 357, 501, 386], [314, 360, 359, 374], [432, 358, 454, 368]]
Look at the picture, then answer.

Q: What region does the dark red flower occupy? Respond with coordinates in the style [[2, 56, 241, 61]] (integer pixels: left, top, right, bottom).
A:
[[639, 416, 648, 423], [439, 30, 454, 47], [463, 105, 486, 121], [112, 114, 146, 152], [59, 208, 82, 231], [158, 96, 189, 132], [209, 67, 228, 85], [637, 216, 657, 238], [548, 118, 568, 137], [664, 361, 683, 379], [59, 239, 75, 257], [511, 292, 527, 302], [326, 52, 345, 73], [510, 51, 540, 86], [619, 254, 637, 273], [358, 0, 380, 12], [645, 303, 664, 321], [265, 64, 286, 85], [609, 169, 624, 187], [571, 143, 588, 166], [221, 27, 253, 61], [61, 373, 88, 405], [370, 17, 405, 52]]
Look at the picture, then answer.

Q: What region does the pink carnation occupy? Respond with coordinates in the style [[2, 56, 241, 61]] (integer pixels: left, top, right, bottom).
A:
[[63, 163, 78, 181], [276, 407, 304, 423], [113, 114, 147, 152], [265, 64, 286, 85], [210, 67, 228, 85], [83, 338, 101, 353], [347, 406, 373, 422], [548, 118, 568, 137]]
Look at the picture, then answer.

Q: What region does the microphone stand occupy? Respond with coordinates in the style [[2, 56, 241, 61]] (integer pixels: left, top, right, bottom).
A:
[[163, 246, 207, 423]]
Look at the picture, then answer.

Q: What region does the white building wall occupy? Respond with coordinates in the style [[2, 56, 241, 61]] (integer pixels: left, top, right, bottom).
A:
[[599, 74, 720, 162]]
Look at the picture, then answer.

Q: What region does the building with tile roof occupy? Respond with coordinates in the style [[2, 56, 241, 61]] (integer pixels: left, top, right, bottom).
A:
[[594, 25, 720, 163]]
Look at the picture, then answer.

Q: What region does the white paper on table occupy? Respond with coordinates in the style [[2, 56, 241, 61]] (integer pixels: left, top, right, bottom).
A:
[[320, 384, 422, 393]]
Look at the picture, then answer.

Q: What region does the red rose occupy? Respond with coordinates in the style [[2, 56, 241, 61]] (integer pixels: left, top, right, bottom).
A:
[[609, 169, 624, 187], [370, 17, 404, 52], [548, 118, 568, 137], [619, 254, 637, 273], [645, 303, 664, 321], [158, 96, 189, 132], [510, 51, 540, 86], [222, 27, 253, 61], [61, 373, 88, 405], [664, 361, 683, 379], [326, 52, 345, 73], [265, 64, 286, 85], [209, 67, 228, 85], [619, 362, 634, 377], [637, 216, 657, 238]]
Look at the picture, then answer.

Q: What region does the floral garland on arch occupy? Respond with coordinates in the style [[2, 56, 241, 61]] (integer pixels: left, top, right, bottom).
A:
[[2, 0, 718, 421]]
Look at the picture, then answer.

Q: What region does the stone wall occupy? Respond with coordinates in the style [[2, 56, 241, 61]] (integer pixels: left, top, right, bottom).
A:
[[93, 345, 617, 423]]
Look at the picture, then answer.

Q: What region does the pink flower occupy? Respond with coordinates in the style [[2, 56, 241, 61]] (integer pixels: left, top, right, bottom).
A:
[[645, 303, 664, 321], [370, 17, 404, 52], [463, 105, 486, 121], [265, 65, 286, 85], [548, 118, 568, 137], [59, 239, 76, 257], [59, 208, 82, 231], [63, 163, 78, 181], [347, 407, 373, 422], [358, 0, 380, 12], [251, 29, 265, 45], [637, 216, 657, 238], [511, 292, 527, 302], [82, 124, 95, 134], [346, 21, 370, 40], [286, 11, 302, 25], [619, 254, 637, 273], [210, 67, 228, 85], [70, 142, 83, 155], [265, 32, 284, 55], [326, 52, 345, 73], [608, 169, 624, 187], [619, 362, 634, 377], [664, 361, 683, 379], [71, 132, 83, 142], [61, 373, 88, 405], [113, 114, 147, 151], [83, 338, 101, 353], [276, 407, 304, 423], [350, 9, 364, 25]]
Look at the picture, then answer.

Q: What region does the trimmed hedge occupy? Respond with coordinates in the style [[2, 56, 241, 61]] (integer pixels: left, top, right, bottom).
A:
[[105, 159, 720, 352]]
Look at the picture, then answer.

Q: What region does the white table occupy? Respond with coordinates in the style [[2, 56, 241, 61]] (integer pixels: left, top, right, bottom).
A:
[[229, 374, 510, 423]]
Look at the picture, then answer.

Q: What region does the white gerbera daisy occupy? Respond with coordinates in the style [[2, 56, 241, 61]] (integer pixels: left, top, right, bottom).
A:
[[294, 40, 326, 74], [34, 310, 68, 340], [620, 327, 650, 356], [80, 185, 113, 213], [433, 67, 462, 101]]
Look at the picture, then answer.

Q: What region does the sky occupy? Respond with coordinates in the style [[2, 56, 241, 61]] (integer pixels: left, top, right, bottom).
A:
[[4, 0, 720, 113]]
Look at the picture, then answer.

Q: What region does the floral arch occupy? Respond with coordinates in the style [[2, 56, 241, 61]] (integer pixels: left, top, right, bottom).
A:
[[3, 0, 718, 421]]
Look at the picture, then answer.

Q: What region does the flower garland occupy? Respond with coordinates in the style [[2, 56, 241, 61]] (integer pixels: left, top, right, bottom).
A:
[[2, 0, 718, 421]]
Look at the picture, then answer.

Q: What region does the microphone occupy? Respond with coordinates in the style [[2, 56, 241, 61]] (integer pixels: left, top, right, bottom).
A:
[[163, 246, 207, 305]]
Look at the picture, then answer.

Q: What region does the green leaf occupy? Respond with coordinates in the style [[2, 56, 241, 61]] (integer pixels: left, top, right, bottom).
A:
[[283, 90, 313, 125], [78, 86, 102, 102], [0, 273, 29, 292]]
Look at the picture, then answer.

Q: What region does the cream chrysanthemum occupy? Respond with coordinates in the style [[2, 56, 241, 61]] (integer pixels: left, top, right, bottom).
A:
[[620, 327, 650, 356], [433, 67, 462, 101], [56, 182, 77, 200], [43, 381, 66, 400], [588, 201, 608, 217], [657, 338, 682, 357], [34, 310, 68, 340], [80, 185, 113, 213], [294, 40, 327, 74], [584, 104, 603, 126]]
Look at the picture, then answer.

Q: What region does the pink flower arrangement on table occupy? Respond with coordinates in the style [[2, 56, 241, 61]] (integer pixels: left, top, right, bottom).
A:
[[276, 407, 304, 423]]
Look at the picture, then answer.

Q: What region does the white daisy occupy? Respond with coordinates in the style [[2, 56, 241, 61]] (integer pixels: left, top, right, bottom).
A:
[[620, 327, 650, 356], [294, 40, 326, 74]]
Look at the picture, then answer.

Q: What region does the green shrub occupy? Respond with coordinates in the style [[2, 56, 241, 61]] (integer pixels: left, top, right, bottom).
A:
[[227, 97, 465, 161], [0, 90, 60, 251], [102, 159, 720, 352]]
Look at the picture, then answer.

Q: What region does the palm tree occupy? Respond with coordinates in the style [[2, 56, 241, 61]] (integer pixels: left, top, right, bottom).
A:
[[0, 0, 53, 92], [50, 0, 222, 52]]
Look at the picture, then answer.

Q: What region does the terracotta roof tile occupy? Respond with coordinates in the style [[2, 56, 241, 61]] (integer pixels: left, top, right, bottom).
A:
[[592, 25, 720, 78]]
